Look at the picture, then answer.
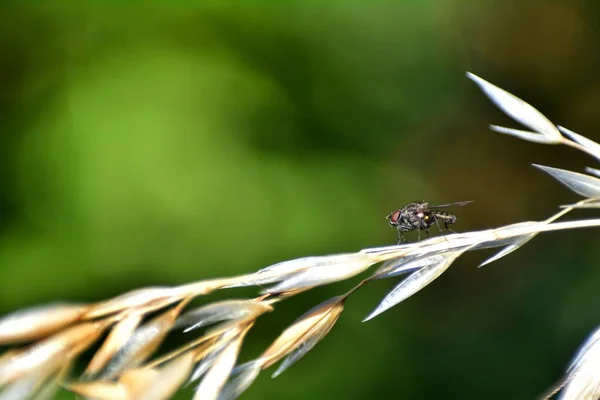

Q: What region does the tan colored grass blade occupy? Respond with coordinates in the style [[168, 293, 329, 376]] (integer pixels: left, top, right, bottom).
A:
[[217, 362, 261, 400], [228, 256, 342, 287], [0, 322, 106, 385], [234, 254, 376, 289], [259, 297, 344, 369], [99, 300, 189, 380], [0, 303, 87, 345], [32, 363, 71, 400], [0, 361, 72, 400], [145, 335, 218, 371], [65, 381, 129, 400], [189, 341, 227, 383], [84, 287, 182, 319], [193, 325, 251, 400], [0, 349, 20, 371], [188, 321, 260, 384], [191, 339, 221, 363], [176, 299, 272, 332], [0, 369, 51, 400], [85, 312, 143, 376], [118, 367, 159, 395], [132, 352, 195, 400], [174, 275, 257, 296], [145, 300, 270, 374], [271, 303, 342, 378], [264, 254, 377, 293]]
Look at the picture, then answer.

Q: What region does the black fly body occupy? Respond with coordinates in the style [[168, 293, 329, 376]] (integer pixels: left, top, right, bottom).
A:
[[386, 201, 473, 244]]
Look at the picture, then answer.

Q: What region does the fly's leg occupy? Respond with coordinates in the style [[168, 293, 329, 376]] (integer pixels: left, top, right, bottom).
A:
[[435, 218, 443, 233], [445, 221, 457, 233], [417, 229, 421, 241], [435, 219, 451, 243], [396, 229, 406, 244], [425, 229, 430, 238]]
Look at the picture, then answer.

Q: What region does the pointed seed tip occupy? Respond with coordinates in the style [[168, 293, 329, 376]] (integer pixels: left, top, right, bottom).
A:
[[466, 72, 481, 81], [362, 314, 374, 323]]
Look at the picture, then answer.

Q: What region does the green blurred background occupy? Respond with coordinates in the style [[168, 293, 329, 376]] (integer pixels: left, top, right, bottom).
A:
[[1, 1, 600, 399]]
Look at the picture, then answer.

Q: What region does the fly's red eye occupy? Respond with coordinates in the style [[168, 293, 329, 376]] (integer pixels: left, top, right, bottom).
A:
[[390, 210, 401, 223]]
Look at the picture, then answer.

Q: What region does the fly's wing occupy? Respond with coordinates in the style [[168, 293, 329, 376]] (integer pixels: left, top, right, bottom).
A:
[[430, 201, 474, 209], [405, 201, 430, 211]]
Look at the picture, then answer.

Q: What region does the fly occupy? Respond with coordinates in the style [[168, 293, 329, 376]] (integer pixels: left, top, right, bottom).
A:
[[386, 200, 473, 244]]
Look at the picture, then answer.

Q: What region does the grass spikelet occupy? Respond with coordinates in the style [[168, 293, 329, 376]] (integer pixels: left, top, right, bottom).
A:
[[193, 324, 251, 400], [85, 313, 144, 377], [0, 303, 88, 345], [258, 296, 344, 372], [133, 352, 196, 400]]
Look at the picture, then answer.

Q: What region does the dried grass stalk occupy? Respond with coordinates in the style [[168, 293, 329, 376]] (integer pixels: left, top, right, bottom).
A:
[[0, 73, 599, 399]]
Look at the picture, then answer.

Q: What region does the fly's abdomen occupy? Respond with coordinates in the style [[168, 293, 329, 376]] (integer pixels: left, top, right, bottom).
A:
[[432, 212, 457, 225]]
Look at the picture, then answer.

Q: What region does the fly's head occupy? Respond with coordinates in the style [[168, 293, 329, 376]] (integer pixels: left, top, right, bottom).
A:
[[386, 209, 402, 227]]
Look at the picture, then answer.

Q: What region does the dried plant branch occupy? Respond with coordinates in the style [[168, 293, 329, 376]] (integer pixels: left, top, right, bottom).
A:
[[1, 73, 599, 399], [467, 72, 600, 399]]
